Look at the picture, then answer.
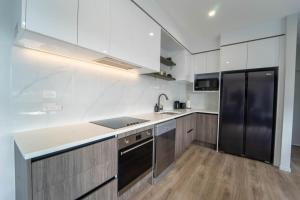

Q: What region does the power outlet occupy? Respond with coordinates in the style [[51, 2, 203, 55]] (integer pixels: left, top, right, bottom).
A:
[[43, 103, 63, 112]]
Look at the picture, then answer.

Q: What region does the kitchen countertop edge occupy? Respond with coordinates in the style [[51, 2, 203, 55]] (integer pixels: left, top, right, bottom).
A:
[[15, 109, 219, 160]]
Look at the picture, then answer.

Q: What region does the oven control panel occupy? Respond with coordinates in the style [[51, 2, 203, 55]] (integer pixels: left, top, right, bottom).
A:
[[118, 129, 153, 150]]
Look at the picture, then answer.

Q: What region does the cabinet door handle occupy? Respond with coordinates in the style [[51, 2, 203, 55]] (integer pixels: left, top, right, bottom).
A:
[[187, 129, 193, 133]]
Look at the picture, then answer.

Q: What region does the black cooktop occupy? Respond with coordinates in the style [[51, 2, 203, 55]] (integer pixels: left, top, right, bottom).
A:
[[91, 117, 149, 129]]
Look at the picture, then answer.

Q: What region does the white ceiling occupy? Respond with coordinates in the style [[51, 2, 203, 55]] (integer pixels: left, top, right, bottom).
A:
[[155, 0, 300, 52]]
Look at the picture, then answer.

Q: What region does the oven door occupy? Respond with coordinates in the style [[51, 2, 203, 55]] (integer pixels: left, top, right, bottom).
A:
[[118, 138, 153, 194]]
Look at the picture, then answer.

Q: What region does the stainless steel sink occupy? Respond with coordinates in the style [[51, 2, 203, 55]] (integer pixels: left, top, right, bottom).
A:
[[159, 111, 180, 115]]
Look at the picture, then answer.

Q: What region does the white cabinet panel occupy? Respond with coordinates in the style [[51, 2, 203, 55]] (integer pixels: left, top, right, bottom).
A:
[[110, 0, 161, 72], [220, 43, 247, 71], [171, 50, 191, 82], [186, 54, 194, 82], [78, 0, 110, 54], [247, 37, 280, 69], [192, 54, 206, 74], [206, 50, 220, 73], [26, 0, 78, 44]]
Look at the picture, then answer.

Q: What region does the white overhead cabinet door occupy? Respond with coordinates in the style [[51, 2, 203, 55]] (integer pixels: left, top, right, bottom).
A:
[[26, 0, 78, 44], [110, 0, 161, 72], [220, 43, 248, 71], [171, 50, 191, 82], [78, 0, 110, 54], [206, 50, 220, 73], [247, 37, 280, 69], [192, 54, 206, 75]]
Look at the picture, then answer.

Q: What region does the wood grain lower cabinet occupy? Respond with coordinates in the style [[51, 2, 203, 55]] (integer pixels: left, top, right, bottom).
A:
[[196, 114, 218, 145], [81, 179, 117, 200], [183, 114, 197, 150], [15, 137, 117, 200], [175, 114, 197, 159], [175, 117, 185, 159]]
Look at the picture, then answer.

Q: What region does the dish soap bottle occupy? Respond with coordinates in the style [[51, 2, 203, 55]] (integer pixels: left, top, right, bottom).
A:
[[154, 104, 159, 112]]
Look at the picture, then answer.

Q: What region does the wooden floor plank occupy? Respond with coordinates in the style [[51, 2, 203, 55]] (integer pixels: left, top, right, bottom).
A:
[[132, 144, 300, 200]]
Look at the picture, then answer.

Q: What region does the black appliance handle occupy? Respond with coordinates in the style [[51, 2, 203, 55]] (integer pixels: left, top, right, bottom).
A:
[[187, 129, 193, 134], [120, 139, 153, 156]]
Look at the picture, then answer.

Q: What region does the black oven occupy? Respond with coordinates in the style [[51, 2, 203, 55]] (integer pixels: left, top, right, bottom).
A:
[[118, 129, 153, 195]]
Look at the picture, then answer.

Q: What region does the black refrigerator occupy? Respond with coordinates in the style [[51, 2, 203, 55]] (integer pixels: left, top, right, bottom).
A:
[[219, 68, 277, 163]]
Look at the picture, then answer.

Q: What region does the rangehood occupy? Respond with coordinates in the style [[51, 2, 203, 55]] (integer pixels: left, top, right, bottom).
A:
[[94, 57, 140, 70], [15, 29, 150, 74]]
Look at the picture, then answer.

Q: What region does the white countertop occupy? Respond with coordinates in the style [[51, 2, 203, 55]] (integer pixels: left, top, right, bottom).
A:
[[14, 109, 218, 160]]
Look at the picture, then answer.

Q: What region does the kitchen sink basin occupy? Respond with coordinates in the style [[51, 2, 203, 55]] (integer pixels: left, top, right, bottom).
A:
[[159, 111, 180, 115]]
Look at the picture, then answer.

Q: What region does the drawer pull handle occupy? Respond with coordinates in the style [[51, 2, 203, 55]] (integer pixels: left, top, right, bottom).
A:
[[187, 129, 193, 133]]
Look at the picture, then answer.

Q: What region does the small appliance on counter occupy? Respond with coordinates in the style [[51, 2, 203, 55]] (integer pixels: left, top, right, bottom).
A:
[[173, 101, 187, 109], [186, 100, 191, 109], [179, 103, 186, 109]]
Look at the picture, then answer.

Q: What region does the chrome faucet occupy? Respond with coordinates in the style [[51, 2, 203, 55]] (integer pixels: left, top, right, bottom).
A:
[[157, 93, 169, 111]]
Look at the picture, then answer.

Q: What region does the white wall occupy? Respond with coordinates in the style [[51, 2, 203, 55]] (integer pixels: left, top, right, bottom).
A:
[[186, 83, 219, 111], [292, 17, 300, 146], [0, 0, 18, 199], [280, 14, 298, 172], [292, 70, 300, 146]]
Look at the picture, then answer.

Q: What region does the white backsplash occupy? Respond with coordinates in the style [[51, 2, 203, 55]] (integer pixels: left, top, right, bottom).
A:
[[10, 47, 188, 132], [186, 83, 220, 111]]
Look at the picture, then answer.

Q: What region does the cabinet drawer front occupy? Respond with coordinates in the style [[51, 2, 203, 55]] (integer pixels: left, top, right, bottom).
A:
[[32, 138, 117, 200], [81, 179, 117, 200]]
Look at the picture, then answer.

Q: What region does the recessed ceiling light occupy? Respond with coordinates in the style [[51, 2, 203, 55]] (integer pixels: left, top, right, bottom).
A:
[[208, 10, 216, 17], [226, 61, 230, 64], [149, 32, 154, 37]]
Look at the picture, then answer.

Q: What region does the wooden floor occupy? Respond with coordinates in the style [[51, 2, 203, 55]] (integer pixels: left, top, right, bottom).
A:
[[291, 145, 300, 175], [133, 144, 300, 200]]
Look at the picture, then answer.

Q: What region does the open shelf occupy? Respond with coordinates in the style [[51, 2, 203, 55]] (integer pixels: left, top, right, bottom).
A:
[[145, 73, 176, 81], [160, 56, 176, 67]]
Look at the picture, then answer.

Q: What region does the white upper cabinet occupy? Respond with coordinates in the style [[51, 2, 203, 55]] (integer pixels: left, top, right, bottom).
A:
[[220, 43, 248, 71], [26, 0, 78, 44], [110, 0, 161, 72], [247, 37, 280, 69], [189, 50, 220, 78], [171, 50, 192, 82], [191, 54, 206, 74], [206, 50, 220, 73], [78, 0, 110, 54]]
